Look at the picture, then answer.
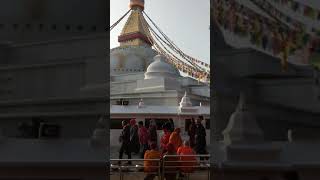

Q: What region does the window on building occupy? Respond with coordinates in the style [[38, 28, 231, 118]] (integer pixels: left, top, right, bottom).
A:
[[39, 123, 61, 139], [17, 118, 61, 139], [116, 99, 129, 105], [110, 118, 131, 129]]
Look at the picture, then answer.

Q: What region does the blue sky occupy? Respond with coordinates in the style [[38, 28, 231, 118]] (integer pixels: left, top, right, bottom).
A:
[[110, 0, 210, 64]]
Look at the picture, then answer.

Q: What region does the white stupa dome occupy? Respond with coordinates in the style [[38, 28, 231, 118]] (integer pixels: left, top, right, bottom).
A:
[[110, 46, 157, 75], [144, 54, 180, 79]]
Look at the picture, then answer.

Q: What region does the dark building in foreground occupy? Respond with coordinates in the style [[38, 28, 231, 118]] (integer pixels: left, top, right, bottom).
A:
[[0, 1, 107, 179], [212, 1, 320, 179]]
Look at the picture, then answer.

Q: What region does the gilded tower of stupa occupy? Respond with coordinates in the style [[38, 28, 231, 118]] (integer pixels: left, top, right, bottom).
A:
[[118, 0, 152, 47], [110, 0, 156, 75]]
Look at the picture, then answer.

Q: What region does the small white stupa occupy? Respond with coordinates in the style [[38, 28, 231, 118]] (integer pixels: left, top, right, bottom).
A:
[[180, 91, 192, 107]]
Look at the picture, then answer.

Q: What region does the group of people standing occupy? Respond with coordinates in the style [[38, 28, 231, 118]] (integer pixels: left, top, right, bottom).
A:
[[118, 119, 158, 165], [118, 116, 207, 180]]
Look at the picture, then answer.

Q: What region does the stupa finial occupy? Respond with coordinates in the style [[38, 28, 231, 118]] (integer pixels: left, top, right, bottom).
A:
[[129, 0, 145, 10]]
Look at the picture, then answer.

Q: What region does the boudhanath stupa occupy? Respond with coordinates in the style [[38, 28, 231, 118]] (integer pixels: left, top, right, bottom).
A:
[[109, 0, 210, 149]]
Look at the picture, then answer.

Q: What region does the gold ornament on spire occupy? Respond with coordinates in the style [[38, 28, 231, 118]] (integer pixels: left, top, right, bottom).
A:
[[129, 0, 145, 10]]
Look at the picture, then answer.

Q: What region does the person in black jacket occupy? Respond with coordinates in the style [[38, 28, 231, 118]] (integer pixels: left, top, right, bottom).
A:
[[169, 119, 174, 132], [194, 116, 207, 161], [119, 120, 132, 165], [129, 119, 140, 154], [188, 118, 196, 148]]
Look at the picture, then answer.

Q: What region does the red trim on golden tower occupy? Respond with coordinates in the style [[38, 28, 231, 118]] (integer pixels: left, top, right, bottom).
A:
[[118, 32, 152, 45]]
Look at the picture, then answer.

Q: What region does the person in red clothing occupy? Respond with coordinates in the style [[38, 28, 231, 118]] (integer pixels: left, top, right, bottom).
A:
[[160, 126, 171, 154], [177, 140, 197, 174], [169, 128, 182, 151], [138, 121, 149, 158]]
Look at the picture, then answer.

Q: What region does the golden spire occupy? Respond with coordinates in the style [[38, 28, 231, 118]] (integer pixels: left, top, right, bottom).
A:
[[118, 0, 152, 47]]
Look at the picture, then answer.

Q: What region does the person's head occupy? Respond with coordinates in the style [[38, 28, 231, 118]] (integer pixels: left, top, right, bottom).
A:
[[150, 119, 156, 126], [165, 122, 172, 130], [183, 140, 190, 147], [163, 122, 170, 131], [166, 143, 175, 154], [163, 127, 168, 133], [138, 121, 143, 127], [174, 128, 181, 134], [196, 116, 203, 123], [191, 118, 195, 123], [122, 120, 128, 127], [130, 119, 136, 126], [150, 142, 157, 150]]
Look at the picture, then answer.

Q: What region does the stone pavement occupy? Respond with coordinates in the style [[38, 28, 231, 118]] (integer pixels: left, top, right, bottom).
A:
[[110, 171, 210, 180], [110, 146, 212, 159], [110, 146, 141, 159]]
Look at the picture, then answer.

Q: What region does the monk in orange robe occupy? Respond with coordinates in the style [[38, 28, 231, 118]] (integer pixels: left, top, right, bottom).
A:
[[169, 128, 182, 151], [144, 142, 161, 180], [177, 140, 197, 173]]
